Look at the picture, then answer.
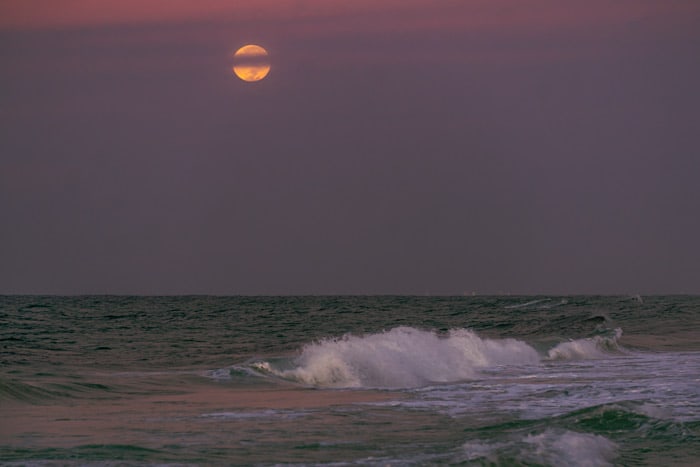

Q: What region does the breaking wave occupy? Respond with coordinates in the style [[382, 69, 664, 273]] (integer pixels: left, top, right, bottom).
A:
[[523, 429, 618, 466], [249, 327, 627, 389], [547, 328, 624, 360], [463, 429, 617, 467], [253, 327, 538, 388]]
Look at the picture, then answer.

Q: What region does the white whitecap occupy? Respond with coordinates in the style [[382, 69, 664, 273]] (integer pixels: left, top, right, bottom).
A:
[[524, 429, 618, 467], [261, 326, 540, 388], [547, 328, 624, 360], [461, 430, 617, 466]]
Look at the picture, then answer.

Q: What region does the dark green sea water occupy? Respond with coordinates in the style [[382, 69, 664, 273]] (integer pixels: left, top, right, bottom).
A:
[[1, 295, 699, 465]]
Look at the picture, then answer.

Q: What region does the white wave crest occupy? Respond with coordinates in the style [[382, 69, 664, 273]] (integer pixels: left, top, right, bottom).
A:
[[524, 429, 617, 467], [547, 328, 623, 360], [462, 430, 617, 466], [260, 326, 540, 388]]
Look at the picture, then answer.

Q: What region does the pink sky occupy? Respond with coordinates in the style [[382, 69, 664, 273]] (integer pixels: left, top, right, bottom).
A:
[[4, 0, 695, 70], [2, 0, 695, 33]]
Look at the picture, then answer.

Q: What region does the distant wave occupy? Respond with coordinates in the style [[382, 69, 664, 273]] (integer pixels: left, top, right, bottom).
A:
[[247, 326, 626, 389], [504, 298, 551, 309]]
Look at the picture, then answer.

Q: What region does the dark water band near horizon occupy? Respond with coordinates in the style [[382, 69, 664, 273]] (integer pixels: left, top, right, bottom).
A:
[[1, 295, 699, 465]]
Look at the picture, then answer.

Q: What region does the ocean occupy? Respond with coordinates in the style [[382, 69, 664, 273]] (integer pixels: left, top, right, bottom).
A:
[[1, 295, 699, 466]]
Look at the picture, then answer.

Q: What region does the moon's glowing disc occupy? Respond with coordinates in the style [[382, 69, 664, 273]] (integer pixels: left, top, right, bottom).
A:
[[233, 45, 270, 82]]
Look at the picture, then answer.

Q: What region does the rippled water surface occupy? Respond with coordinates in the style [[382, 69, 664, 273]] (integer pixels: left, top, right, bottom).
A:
[[1, 295, 699, 465]]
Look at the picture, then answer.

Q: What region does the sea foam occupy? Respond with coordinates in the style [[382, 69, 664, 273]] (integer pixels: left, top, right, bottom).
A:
[[462, 430, 617, 467], [547, 328, 623, 360], [524, 429, 618, 467], [256, 326, 540, 388]]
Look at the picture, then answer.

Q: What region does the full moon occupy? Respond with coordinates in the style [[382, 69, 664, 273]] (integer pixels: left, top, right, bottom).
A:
[[232, 45, 270, 82]]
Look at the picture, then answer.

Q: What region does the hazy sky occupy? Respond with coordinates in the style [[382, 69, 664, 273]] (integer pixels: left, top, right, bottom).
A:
[[2, 0, 699, 295]]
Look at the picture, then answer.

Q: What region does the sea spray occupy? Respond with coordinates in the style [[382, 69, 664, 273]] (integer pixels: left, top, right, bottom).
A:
[[256, 326, 540, 388], [462, 430, 618, 467], [547, 328, 624, 360], [524, 429, 618, 467], [252, 327, 627, 388]]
